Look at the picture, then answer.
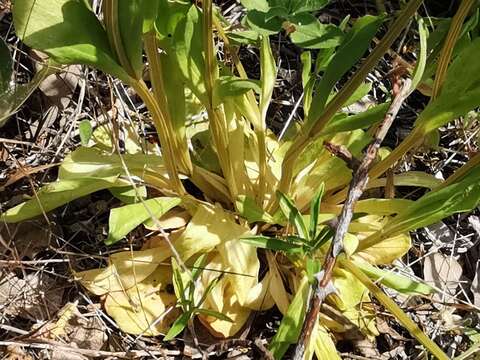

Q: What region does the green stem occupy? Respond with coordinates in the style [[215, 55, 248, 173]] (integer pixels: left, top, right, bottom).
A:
[[339, 257, 450, 360], [143, 32, 192, 176], [131, 79, 185, 195]]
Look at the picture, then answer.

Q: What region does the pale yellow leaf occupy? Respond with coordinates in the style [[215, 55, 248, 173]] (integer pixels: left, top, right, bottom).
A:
[[266, 251, 290, 315], [357, 233, 411, 265], [313, 323, 341, 360]]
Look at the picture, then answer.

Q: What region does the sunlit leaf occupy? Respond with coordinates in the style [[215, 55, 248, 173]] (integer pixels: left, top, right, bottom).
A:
[[106, 197, 181, 245], [13, 0, 130, 82], [164, 310, 191, 341], [1, 177, 119, 223], [236, 195, 276, 224]]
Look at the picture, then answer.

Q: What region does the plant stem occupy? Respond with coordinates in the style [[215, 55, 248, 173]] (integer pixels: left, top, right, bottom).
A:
[[143, 32, 192, 176], [277, 0, 424, 199], [203, 0, 238, 201], [339, 257, 450, 360], [294, 77, 412, 360], [131, 79, 185, 195]]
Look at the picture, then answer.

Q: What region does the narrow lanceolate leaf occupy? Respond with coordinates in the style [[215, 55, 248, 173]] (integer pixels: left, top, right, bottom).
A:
[[309, 183, 325, 241], [353, 259, 435, 295], [195, 308, 234, 323], [259, 34, 276, 125], [360, 164, 480, 251], [306, 15, 383, 127], [12, 0, 130, 82], [269, 276, 309, 360], [106, 197, 181, 245], [277, 191, 308, 239], [236, 195, 276, 224], [242, 236, 304, 253], [164, 311, 191, 341], [410, 18, 428, 91], [1, 177, 119, 223]]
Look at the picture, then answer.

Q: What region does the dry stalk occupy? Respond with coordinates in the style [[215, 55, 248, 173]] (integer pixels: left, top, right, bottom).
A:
[[293, 74, 413, 360]]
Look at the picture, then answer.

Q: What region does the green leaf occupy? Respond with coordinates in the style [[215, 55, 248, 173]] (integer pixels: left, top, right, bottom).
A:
[[277, 0, 330, 14], [242, 236, 304, 253], [164, 310, 191, 341], [78, 119, 93, 146], [226, 30, 260, 45], [416, 37, 480, 133], [106, 197, 181, 245], [216, 76, 261, 98], [377, 164, 480, 239], [117, 0, 156, 79], [288, 13, 343, 49], [240, 0, 270, 12], [244, 10, 284, 36], [306, 15, 383, 127], [353, 259, 435, 295], [306, 258, 321, 284], [276, 191, 308, 239], [269, 276, 309, 359], [156, 3, 208, 104], [13, 0, 130, 82], [1, 177, 119, 223], [236, 195, 276, 224], [309, 183, 325, 241], [411, 18, 428, 91], [0, 38, 12, 93], [321, 102, 389, 135], [191, 253, 208, 281], [109, 186, 147, 204], [195, 308, 234, 322], [259, 35, 276, 124]]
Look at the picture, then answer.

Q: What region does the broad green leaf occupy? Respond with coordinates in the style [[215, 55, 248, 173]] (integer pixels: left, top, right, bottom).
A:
[[353, 259, 435, 295], [240, 0, 270, 12], [117, 0, 156, 79], [321, 102, 389, 135], [242, 236, 304, 253], [301, 51, 313, 114], [288, 13, 343, 49], [309, 183, 325, 241], [236, 195, 276, 223], [306, 15, 383, 127], [0, 38, 12, 93], [156, 3, 208, 104], [269, 276, 309, 359], [216, 76, 261, 98], [1, 177, 119, 223], [416, 37, 480, 133], [106, 197, 181, 245], [78, 119, 93, 146], [110, 186, 147, 204], [226, 30, 260, 45], [164, 311, 191, 341], [244, 10, 284, 36], [277, 191, 308, 239], [13, 0, 130, 82], [277, 0, 330, 14]]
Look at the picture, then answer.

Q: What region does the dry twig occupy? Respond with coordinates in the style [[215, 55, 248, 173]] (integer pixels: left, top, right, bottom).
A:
[[293, 75, 413, 359]]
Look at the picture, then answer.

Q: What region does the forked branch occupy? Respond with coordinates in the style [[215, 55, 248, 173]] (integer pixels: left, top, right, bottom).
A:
[[293, 75, 412, 360]]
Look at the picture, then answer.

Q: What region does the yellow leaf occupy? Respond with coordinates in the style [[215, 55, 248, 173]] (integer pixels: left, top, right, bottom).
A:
[[331, 267, 369, 310], [313, 323, 341, 360], [343, 233, 359, 257], [104, 265, 178, 336], [76, 243, 172, 295], [342, 307, 379, 340], [356, 233, 411, 265], [266, 251, 290, 315], [244, 271, 275, 311]]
